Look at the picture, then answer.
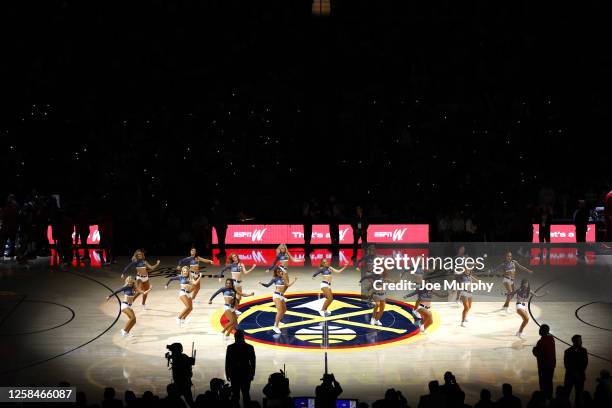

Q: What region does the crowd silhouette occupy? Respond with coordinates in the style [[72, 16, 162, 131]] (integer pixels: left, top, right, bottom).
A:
[[40, 329, 611, 408], [1, 191, 610, 264], [53, 368, 612, 408]]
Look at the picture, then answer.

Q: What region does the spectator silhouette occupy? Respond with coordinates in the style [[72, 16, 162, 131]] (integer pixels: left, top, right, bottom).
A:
[[302, 200, 313, 253], [526, 391, 546, 408], [142, 390, 157, 406], [327, 196, 341, 255], [211, 199, 228, 257], [604, 190, 612, 242], [0, 194, 19, 259], [496, 384, 521, 408], [537, 205, 552, 243], [102, 387, 123, 408], [57, 209, 75, 266], [440, 371, 461, 406], [98, 207, 116, 265], [315, 373, 343, 408], [372, 388, 408, 408], [594, 369, 611, 408], [574, 200, 589, 243], [351, 205, 368, 259], [163, 383, 187, 408], [564, 334, 588, 407], [76, 203, 91, 261], [76, 391, 88, 408], [199, 378, 230, 408], [532, 324, 556, 399], [550, 385, 571, 408], [580, 391, 593, 408], [474, 389, 493, 408], [262, 371, 292, 408], [417, 380, 447, 408], [124, 390, 136, 408], [455, 391, 471, 408], [226, 330, 256, 408]]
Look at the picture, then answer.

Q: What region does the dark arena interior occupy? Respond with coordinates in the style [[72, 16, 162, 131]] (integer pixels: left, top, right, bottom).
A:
[[1, 1, 612, 407]]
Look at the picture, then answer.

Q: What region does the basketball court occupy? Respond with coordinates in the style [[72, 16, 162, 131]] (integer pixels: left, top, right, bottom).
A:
[[0, 250, 610, 405]]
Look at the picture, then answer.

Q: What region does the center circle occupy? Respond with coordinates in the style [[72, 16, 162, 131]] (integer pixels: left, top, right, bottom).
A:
[[220, 292, 424, 350]]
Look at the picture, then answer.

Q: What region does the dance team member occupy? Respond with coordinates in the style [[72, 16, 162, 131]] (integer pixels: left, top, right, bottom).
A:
[[505, 279, 547, 339], [219, 252, 256, 315], [404, 284, 446, 333], [265, 244, 304, 272], [355, 245, 377, 303], [106, 276, 151, 337], [165, 266, 201, 325], [177, 247, 214, 302], [355, 245, 377, 274], [405, 255, 433, 317], [121, 249, 160, 309], [260, 266, 297, 334], [358, 269, 392, 326], [451, 246, 467, 305], [493, 251, 533, 314], [359, 269, 424, 328], [209, 278, 254, 338], [459, 266, 480, 327], [312, 259, 347, 317]]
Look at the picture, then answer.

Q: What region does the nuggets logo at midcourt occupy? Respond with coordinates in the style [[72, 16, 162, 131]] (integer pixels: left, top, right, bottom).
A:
[[213, 292, 432, 350]]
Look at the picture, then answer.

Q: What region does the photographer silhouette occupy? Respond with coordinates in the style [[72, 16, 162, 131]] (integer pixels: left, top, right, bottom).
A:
[[315, 373, 343, 408], [263, 370, 292, 408], [166, 342, 196, 406]]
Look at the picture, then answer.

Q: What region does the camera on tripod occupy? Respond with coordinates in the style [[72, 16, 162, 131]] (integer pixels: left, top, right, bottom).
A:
[[165, 342, 196, 370], [165, 342, 182, 366]]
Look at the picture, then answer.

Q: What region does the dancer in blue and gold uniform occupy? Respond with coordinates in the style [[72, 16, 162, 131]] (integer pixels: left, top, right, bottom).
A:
[[210, 278, 254, 338], [166, 266, 201, 325], [219, 252, 256, 315], [504, 279, 547, 339], [493, 251, 533, 314], [312, 259, 347, 317], [260, 266, 297, 334], [177, 247, 214, 302], [106, 276, 151, 337], [121, 249, 160, 309], [265, 244, 304, 272], [404, 285, 446, 333]]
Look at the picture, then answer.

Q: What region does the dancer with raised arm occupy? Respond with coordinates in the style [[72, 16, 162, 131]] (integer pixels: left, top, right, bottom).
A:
[[404, 284, 446, 333], [219, 252, 256, 315], [505, 278, 547, 339], [312, 259, 347, 317], [459, 266, 480, 327], [165, 266, 201, 325], [210, 278, 254, 338], [260, 266, 297, 334], [265, 244, 304, 272], [359, 268, 392, 326], [177, 247, 214, 302], [493, 251, 533, 314], [106, 276, 151, 337], [121, 249, 160, 309]]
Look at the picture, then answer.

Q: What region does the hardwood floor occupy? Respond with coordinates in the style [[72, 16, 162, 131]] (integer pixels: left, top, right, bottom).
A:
[[0, 256, 610, 406]]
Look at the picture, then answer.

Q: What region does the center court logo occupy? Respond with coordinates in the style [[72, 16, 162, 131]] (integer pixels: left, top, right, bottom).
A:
[[216, 293, 427, 350]]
